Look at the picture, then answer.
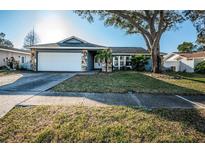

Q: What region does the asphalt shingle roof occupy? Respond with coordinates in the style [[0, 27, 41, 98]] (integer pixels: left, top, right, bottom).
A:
[[0, 46, 30, 53], [179, 51, 205, 59], [110, 47, 147, 54], [31, 36, 106, 48], [30, 36, 150, 55], [32, 42, 106, 48]]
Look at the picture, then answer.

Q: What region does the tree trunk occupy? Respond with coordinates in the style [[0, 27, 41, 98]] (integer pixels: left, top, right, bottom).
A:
[[151, 46, 161, 73], [105, 59, 107, 73]]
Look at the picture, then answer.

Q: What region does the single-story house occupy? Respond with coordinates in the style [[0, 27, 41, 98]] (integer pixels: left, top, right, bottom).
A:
[[30, 36, 149, 72], [0, 46, 31, 69], [163, 51, 205, 72]]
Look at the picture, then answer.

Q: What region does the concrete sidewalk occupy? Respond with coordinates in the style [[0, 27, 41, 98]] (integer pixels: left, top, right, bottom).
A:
[[1, 91, 205, 118], [0, 91, 38, 117], [20, 92, 205, 109]]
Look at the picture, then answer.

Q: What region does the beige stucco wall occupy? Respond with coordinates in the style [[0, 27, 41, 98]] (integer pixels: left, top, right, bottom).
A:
[[0, 50, 31, 69]]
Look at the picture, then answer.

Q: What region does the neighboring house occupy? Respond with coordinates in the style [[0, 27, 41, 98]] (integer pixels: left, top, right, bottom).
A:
[[0, 46, 31, 70], [30, 36, 149, 72], [163, 51, 205, 72]]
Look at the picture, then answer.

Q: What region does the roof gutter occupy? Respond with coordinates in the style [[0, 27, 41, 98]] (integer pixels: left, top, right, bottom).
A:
[[29, 47, 108, 50], [0, 48, 30, 55]]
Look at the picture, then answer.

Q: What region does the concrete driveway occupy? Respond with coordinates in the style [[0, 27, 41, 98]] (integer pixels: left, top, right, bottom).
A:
[[0, 72, 75, 117], [0, 72, 75, 92]]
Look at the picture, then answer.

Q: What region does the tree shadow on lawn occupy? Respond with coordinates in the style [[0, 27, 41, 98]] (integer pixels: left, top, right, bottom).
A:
[[133, 73, 205, 137], [0, 71, 205, 141], [165, 72, 205, 84], [133, 72, 204, 94]]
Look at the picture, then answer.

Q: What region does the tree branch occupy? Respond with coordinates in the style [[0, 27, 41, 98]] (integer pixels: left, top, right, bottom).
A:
[[108, 10, 152, 41], [142, 33, 151, 52]]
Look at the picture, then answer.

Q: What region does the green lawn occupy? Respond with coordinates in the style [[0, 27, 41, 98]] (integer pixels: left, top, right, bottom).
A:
[[168, 72, 205, 83], [53, 71, 205, 94], [0, 69, 13, 76], [0, 106, 204, 143], [0, 69, 23, 77]]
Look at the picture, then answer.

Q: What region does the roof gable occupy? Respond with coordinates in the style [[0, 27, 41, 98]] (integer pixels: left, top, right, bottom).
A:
[[164, 53, 180, 61], [58, 36, 88, 44], [63, 38, 82, 44], [30, 36, 107, 49]]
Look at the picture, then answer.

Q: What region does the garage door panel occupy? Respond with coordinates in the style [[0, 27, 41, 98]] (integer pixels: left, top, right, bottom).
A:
[[38, 52, 82, 71]]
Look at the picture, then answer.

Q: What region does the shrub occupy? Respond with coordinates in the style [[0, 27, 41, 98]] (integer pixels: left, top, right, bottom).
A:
[[131, 55, 149, 71], [195, 60, 205, 73]]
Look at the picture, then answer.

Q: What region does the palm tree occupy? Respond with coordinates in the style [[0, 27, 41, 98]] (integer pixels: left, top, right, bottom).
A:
[[95, 49, 112, 72]]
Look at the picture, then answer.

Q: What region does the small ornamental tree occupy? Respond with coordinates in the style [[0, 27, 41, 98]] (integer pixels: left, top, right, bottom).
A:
[[195, 61, 205, 73], [95, 49, 112, 72]]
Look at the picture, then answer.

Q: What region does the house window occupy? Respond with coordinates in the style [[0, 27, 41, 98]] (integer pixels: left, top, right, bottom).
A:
[[120, 56, 123, 60], [21, 57, 25, 63], [120, 61, 124, 66], [114, 56, 118, 61], [126, 56, 131, 61], [114, 61, 118, 66]]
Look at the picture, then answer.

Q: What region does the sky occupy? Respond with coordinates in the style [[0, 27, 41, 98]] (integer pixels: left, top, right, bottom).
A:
[[0, 10, 198, 53]]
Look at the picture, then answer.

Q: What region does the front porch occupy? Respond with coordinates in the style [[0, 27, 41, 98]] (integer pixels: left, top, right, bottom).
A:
[[87, 52, 134, 72], [86, 50, 112, 72]]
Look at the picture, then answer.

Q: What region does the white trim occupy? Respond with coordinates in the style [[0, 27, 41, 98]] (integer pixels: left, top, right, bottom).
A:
[[58, 36, 89, 44], [0, 48, 30, 55], [112, 53, 150, 56], [30, 46, 108, 50]]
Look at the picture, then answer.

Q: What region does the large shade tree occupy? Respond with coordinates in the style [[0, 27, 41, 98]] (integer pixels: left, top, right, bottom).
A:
[[75, 10, 184, 73], [184, 11, 205, 50]]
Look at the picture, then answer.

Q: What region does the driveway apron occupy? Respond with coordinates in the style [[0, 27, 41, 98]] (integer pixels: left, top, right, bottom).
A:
[[0, 72, 75, 118]]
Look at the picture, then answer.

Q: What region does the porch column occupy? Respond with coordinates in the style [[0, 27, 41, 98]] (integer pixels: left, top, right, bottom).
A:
[[118, 56, 120, 70], [124, 56, 126, 67], [81, 50, 88, 71]]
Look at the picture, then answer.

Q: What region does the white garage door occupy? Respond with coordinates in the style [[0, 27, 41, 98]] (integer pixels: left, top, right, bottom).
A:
[[38, 52, 82, 71]]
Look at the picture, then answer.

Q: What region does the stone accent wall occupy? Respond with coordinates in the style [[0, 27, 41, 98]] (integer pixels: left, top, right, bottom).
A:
[[31, 48, 37, 71], [81, 50, 88, 71]]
